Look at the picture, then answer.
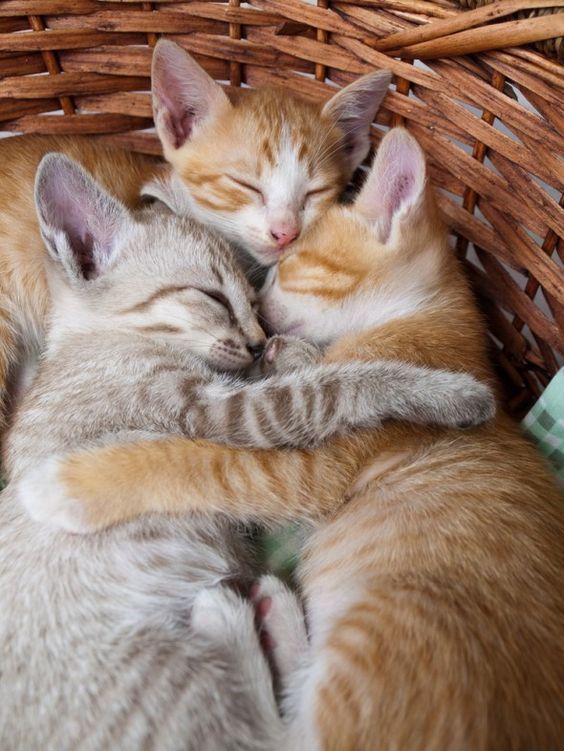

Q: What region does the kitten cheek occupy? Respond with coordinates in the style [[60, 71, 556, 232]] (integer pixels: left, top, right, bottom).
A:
[[258, 298, 288, 335], [207, 341, 254, 371], [301, 204, 318, 228], [256, 249, 284, 266]]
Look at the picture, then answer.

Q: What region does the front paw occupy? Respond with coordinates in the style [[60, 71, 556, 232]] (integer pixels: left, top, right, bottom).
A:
[[17, 457, 95, 534], [257, 336, 320, 376], [448, 375, 497, 428]]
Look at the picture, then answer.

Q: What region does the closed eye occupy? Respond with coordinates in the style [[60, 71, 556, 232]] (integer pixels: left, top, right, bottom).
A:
[[302, 186, 333, 210], [199, 289, 236, 324], [227, 175, 264, 201], [306, 186, 332, 200]]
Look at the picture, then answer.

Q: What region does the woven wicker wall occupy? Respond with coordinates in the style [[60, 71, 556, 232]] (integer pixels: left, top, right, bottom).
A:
[[0, 0, 563, 415]]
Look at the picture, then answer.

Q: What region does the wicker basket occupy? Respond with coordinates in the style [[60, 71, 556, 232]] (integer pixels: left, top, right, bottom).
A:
[[0, 0, 562, 415]]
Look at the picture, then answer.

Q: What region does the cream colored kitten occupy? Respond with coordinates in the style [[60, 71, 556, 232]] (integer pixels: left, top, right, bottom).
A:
[[0, 151, 283, 751]]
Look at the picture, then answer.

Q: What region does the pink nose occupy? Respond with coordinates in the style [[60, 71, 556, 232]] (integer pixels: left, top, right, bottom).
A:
[[270, 226, 299, 249]]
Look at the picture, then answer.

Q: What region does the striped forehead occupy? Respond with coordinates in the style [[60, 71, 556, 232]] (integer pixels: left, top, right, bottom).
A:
[[260, 125, 308, 191], [178, 90, 344, 214], [240, 93, 328, 172]]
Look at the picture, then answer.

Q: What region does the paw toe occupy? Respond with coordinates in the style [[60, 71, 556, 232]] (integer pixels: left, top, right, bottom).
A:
[[459, 387, 496, 428], [264, 337, 282, 365]]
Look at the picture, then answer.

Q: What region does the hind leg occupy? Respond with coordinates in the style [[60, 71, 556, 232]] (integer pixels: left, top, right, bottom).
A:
[[191, 585, 284, 745], [250, 575, 309, 695]]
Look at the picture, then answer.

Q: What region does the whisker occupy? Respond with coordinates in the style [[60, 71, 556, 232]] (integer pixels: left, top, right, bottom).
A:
[[311, 130, 345, 164], [255, 310, 271, 327]]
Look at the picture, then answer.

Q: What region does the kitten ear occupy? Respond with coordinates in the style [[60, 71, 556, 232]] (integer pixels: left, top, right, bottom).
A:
[[35, 153, 128, 282], [322, 69, 391, 173], [354, 127, 427, 243], [152, 40, 231, 157]]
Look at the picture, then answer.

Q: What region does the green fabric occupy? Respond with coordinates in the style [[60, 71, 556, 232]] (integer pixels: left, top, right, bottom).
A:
[[522, 368, 564, 479], [258, 522, 309, 581]]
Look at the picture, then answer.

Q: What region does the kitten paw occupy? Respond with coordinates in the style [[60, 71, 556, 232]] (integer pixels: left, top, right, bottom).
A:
[[192, 585, 252, 640], [258, 336, 320, 376], [250, 575, 308, 681], [17, 457, 92, 534], [448, 376, 496, 428]]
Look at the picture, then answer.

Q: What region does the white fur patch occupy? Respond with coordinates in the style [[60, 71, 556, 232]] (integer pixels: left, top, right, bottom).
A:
[[262, 244, 441, 346], [252, 574, 309, 681], [17, 457, 92, 534]]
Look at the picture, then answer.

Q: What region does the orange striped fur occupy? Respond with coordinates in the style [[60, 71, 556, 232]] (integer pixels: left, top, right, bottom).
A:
[[53, 129, 564, 749], [172, 87, 345, 218], [151, 40, 391, 266]]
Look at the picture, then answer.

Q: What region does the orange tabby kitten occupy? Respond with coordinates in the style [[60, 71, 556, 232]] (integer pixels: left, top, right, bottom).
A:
[[33, 129, 564, 749], [0, 46, 389, 427], [149, 40, 391, 268]]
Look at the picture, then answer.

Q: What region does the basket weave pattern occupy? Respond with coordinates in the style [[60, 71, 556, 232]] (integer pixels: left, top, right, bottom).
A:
[[456, 0, 563, 59], [0, 0, 563, 415]]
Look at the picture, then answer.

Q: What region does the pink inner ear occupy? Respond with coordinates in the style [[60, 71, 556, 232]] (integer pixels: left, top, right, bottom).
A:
[[356, 128, 425, 239], [383, 170, 415, 220], [43, 168, 90, 245], [38, 156, 121, 279], [323, 69, 391, 173], [153, 55, 197, 150], [152, 42, 229, 152], [161, 106, 194, 151], [54, 182, 111, 278]]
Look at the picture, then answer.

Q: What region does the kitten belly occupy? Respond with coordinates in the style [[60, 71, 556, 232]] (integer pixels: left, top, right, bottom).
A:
[[0, 489, 254, 631]]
